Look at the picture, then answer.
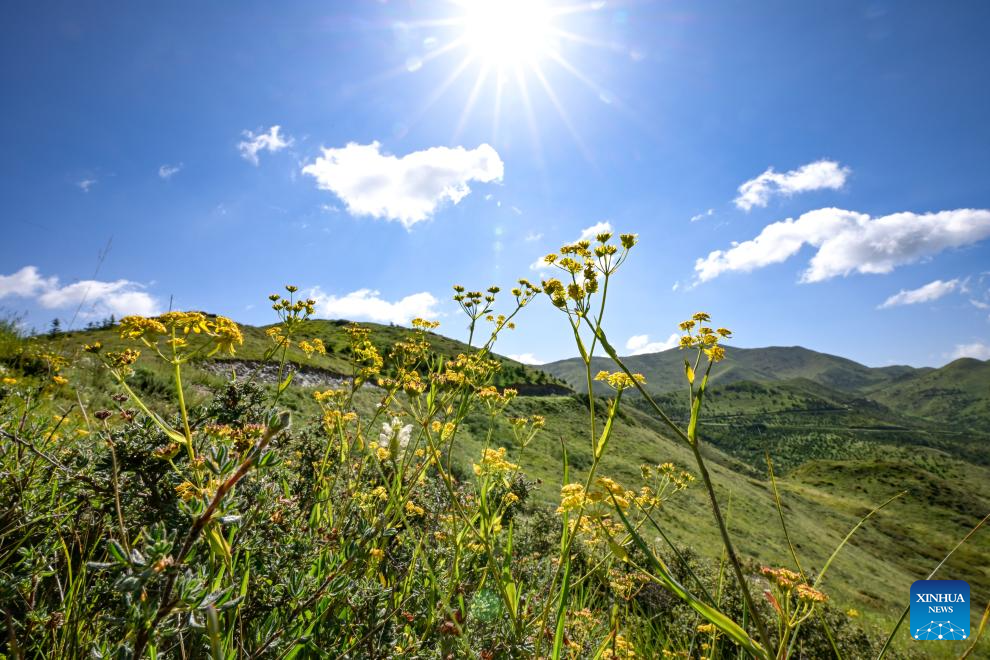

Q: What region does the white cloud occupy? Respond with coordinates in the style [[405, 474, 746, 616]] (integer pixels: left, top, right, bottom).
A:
[[39, 281, 159, 317], [879, 279, 959, 309], [735, 160, 850, 211], [0, 266, 56, 299], [950, 341, 990, 361], [626, 333, 679, 355], [310, 288, 440, 325], [0, 266, 159, 318], [578, 221, 613, 242], [531, 221, 613, 271], [238, 125, 292, 165], [695, 208, 990, 283], [524, 231, 543, 242], [508, 353, 543, 365], [301, 141, 503, 228], [690, 208, 714, 223], [158, 163, 183, 180], [971, 299, 990, 310], [77, 178, 97, 192]]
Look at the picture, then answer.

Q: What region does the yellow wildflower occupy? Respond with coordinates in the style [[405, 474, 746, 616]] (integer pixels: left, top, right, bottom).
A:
[[472, 447, 518, 476], [601, 633, 636, 659], [119, 316, 167, 339], [704, 345, 726, 362], [106, 349, 141, 368], [175, 481, 198, 502], [557, 483, 587, 513], [411, 317, 440, 329], [594, 370, 645, 391], [796, 584, 828, 604], [404, 500, 425, 517]]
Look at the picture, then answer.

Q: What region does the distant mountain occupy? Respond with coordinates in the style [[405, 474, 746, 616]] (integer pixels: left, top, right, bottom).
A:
[[541, 345, 988, 433], [541, 345, 932, 395]]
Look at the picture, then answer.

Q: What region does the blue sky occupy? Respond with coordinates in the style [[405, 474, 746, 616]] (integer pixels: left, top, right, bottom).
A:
[[2, 0, 990, 367]]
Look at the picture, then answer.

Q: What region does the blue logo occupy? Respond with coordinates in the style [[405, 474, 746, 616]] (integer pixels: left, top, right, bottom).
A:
[[910, 580, 969, 641]]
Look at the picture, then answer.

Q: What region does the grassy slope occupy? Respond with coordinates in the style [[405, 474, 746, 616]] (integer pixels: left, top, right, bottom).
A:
[[12, 324, 990, 654], [450, 395, 990, 647]]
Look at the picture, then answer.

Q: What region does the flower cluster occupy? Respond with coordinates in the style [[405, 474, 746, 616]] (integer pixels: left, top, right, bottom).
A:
[[601, 632, 637, 659], [795, 583, 828, 604], [556, 476, 637, 514], [594, 370, 646, 391], [678, 312, 732, 363], [636, 462, 695, 508], [203, 423, 266, 454], [265, 286, 327, 363], [118, 311, 243, 357], [472, 447, 519, 477], [507, 413, 544, 450], [343, 323, 383, 385], [476, 385, 517, 414], [453, 285, 499, 321], [434, 352, 501, 390], [269, 285, 316, 317], [541, 231, 637, 316], [760, 565, 829, 635]]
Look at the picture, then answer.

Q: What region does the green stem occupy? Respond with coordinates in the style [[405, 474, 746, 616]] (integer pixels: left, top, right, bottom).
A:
[[590, 322, 772, 651], [173, 360, 195, 461], [688, 430, 771, 651]]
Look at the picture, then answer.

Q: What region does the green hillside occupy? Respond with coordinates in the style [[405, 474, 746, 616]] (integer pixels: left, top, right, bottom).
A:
[[31, 318, 571, 395], [544, 345, 990, 466], [868, 357, 990, 433]]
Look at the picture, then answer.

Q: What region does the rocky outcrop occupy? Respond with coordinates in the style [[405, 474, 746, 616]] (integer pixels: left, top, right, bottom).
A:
[[197, 359, 353, 389]]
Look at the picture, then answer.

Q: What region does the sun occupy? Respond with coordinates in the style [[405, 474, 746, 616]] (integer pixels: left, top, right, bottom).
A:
[[461, 0, 553, 67], [382, 0, 623, 159]]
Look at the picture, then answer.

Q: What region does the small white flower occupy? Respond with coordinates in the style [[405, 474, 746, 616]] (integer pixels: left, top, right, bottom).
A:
[[396, 423, 412, 449], [379, 417, 413, 450]]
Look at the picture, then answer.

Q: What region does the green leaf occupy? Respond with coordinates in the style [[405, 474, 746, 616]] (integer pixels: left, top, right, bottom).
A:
[[107, 540, 127, 564]]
